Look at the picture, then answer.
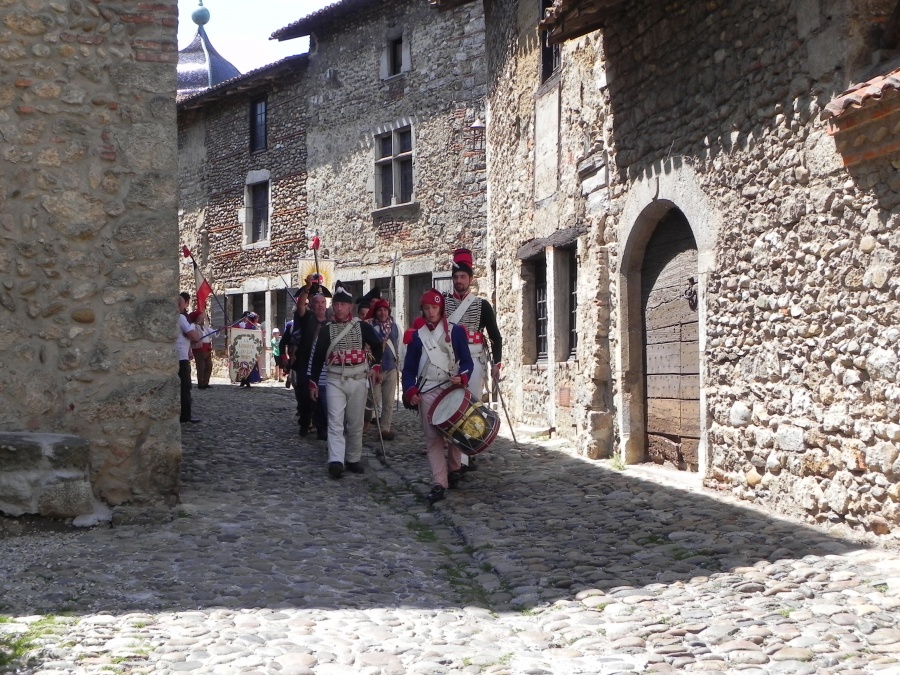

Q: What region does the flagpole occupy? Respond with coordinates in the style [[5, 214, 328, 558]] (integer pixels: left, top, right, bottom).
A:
[[312, 230, 322, 283], [183, 246, 227, 323]]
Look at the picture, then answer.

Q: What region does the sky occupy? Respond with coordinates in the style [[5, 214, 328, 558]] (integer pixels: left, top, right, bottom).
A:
[[177, 0, 335, 74]]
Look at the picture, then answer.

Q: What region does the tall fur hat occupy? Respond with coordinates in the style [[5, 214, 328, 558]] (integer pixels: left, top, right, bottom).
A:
[[452, 248, 474, 276]]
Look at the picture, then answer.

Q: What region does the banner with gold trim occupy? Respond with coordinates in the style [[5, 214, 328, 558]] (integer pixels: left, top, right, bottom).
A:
[[227, 328, 264, 382]]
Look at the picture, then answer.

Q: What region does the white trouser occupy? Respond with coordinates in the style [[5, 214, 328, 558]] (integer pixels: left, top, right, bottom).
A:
[[325, 372, 367, 465]]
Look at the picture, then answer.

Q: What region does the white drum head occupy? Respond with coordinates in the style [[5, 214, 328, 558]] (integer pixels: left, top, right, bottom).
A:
[[431, 388, 466, 425]]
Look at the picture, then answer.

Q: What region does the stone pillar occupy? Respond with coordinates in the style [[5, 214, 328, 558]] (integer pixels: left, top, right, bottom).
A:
[[0, 0, 181, 515], [264, 289, 274, 378]]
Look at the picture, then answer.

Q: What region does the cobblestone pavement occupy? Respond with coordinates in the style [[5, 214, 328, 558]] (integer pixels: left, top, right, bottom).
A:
[[1, 378, 900, 675]]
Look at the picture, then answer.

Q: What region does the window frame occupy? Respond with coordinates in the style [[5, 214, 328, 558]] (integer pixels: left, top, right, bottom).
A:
[[374, 126, 415, 208], [250, 97, 267, 153], [566, 247, 577, 358], [539, 0, 561, 83], [534, 256, 549, 362], [381, 30, 409, 80], [244, 180, 270, 247], [388, 36, 404, 77]]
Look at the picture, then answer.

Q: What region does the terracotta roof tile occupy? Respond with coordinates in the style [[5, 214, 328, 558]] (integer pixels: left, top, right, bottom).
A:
[[271, 0, 373, 42], [822, 66, 900, 120]]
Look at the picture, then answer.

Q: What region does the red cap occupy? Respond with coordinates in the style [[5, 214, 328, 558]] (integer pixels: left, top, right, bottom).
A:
[[420, 289, 444, 311], [365, 298, 391, 321]]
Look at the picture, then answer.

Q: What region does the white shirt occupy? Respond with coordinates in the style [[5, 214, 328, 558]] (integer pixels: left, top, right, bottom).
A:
[[176, 314, 194, 361]]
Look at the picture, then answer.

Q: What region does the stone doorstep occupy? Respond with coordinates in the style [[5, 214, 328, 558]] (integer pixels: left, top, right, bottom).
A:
[[0, 431, 97, 520], [516, 425, 554, 439]]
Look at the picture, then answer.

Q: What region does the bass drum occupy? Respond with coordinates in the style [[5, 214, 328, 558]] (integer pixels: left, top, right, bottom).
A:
[[428, 385, 500, 456]]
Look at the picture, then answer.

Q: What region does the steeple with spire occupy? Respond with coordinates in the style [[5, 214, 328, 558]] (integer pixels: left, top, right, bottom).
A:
[[177, 1, 241, 98]]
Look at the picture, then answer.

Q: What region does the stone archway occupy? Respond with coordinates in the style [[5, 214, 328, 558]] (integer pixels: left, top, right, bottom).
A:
[[614, 162, 720, 474]]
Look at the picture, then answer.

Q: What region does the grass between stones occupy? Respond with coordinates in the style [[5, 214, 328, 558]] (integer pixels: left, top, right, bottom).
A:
[[0, 615, 67, 672], [368, 482, 494, 609]]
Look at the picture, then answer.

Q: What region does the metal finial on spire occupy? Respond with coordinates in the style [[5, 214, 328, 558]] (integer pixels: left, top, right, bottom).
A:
[[192, 0, 210, 27]]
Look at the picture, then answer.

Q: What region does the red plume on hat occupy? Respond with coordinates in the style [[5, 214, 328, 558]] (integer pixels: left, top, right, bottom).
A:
[[452, 248, 474, 275]]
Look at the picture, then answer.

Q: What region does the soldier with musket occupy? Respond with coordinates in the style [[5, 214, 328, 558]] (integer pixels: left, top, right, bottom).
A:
[[309, 281, 384, 479]]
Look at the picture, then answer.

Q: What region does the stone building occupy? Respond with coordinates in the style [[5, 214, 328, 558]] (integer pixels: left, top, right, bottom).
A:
[[178, 0, 488, 362], [177, 3, 310, 365], [479, 0, 900, 536], [0, 1, 181, 519], [271, 0, 488, 328]]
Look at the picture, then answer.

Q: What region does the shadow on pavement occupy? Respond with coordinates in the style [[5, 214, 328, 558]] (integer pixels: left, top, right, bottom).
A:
[[0, 382, 873, 620]]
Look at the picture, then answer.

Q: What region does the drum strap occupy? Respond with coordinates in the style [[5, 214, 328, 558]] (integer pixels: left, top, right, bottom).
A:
[[418, 324, 453, 386]]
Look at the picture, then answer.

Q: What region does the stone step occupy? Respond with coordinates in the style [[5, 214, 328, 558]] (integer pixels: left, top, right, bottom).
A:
[[0, 432, 94, 519]]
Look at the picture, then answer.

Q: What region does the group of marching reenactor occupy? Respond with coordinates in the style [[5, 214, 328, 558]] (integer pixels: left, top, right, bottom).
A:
[[281, 248, 502, 505]]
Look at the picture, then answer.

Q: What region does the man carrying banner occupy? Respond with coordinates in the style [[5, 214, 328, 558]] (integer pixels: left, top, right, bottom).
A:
[[444, 248, 502, 471], [309, 282, 384, 479]]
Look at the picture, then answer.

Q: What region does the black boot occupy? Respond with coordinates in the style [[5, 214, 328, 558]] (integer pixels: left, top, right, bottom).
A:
[[346, 461, 365, 474], [467, 456, 478, 471], [328, 462, 344, 479], [426, 485, 445, 505], [448, 471, 460, 489]]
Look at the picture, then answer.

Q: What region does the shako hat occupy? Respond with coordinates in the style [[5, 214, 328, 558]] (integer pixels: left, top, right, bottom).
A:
[[356, 286, 382, 306], [332, 281, 354, 304], [452, 248, 474, 275]]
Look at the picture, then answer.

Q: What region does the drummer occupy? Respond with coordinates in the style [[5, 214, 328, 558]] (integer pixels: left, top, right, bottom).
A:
[[402, 289, 474, 505]]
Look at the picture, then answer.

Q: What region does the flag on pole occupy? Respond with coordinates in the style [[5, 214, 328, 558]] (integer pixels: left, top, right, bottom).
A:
[[182, 246, 212, 314]]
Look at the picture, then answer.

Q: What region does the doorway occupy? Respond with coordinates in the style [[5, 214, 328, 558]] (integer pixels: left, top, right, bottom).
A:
[[640, 208, 699, 471]]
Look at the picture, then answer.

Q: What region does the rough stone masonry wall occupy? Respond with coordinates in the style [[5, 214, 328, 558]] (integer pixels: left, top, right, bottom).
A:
[[600, 0, 900, 536], [0, 1, 181, 508], [304, 0, 487, 278], [178, 66, 309, 293], [484, 0, 613, 456]]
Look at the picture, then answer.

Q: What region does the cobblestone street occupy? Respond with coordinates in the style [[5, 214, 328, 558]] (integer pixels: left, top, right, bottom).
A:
[[2, 379, 900, 674]]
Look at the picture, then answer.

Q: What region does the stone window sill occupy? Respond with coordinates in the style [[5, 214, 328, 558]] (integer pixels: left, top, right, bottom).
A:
[[382, 72, 409, 83], [242, 239, 270, 251], [372, 202, 420, 219]]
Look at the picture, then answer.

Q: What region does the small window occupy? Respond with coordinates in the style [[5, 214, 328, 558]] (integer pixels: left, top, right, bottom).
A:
[[248, 181, 269, 243], [540, 0, 561, 82], [250, 98, 267, 152], [567, 248, 577, 357], [375, 126, 415, 208], [388, 36, 404, 76], [535, 258, 548, 361]]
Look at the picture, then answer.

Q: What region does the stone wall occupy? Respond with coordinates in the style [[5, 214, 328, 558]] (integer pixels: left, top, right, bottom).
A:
[[0, 0, 181, 511], [485, 0, 900, 536], [304, 0, 488, 322], [179, 1, 488, 343], [178, 61, 310, 290], [485, 0, 614, 454]]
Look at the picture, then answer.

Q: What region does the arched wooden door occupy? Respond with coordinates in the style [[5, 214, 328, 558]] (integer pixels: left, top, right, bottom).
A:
[[641, 209, 699, 471]]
